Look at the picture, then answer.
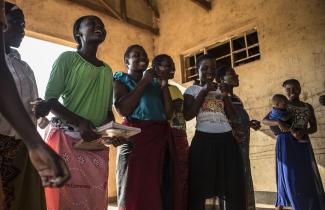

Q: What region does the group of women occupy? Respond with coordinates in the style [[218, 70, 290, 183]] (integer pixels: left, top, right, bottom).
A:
[[0, 1, 324, 210]]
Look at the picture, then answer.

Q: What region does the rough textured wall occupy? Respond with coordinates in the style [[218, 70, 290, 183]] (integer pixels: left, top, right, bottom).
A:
[[155, 0, 325, 192], [11, 0, 154, 199], [14, 0, 154, 72]]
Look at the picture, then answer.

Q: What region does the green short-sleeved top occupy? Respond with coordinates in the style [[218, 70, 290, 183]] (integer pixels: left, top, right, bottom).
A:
[[45, 51, 113, 126]]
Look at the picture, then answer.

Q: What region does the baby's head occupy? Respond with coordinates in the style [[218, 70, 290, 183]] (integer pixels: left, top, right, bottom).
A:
[[272, 94, 289, 110]]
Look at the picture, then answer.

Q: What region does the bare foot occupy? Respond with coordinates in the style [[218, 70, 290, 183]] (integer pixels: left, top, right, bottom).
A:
[[276, 205, 283, 210]]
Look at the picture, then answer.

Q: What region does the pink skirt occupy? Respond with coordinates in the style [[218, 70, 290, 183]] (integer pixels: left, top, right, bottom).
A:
[[44, 127, 109, 210]]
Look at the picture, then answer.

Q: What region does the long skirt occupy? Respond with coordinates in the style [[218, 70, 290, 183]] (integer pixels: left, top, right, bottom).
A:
[[239, 141, 256, 210], [162, 128, 189, 210], [170, 128, 188, 210], [116, 120, 171, 210], [0, 134, 46, 210], [44, 127, 109, 210], [188, 130, 246, 210], [276, 133, 325, 210], [0, 178, 3, 210]]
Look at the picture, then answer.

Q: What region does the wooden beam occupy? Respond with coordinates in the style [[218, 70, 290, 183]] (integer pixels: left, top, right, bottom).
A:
[[98, 0, 123, 20], [126, 17, 159, 35], [121, 0, 159, 34], [120, 0, 127, 19], [67, 0, 159, 35], [68, 0, 117, 19], [143, 0, 160, 18], [191, 0, 211, 10]]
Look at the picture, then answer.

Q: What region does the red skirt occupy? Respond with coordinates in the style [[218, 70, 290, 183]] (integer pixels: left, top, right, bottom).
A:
[[170, 128, 189, 210], [117, 120, 172, 210]]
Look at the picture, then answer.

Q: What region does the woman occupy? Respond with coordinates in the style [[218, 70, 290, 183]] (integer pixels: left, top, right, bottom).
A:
[[262, 79, 325, 210], [184, 54, 246, 210], [114, 45, 173, 210], [0, 2, 45, 209], [152, 54, 189, 210], [42, 15, 116, 210], [216, 65, 261, 210], [0, 3, 69, 209]]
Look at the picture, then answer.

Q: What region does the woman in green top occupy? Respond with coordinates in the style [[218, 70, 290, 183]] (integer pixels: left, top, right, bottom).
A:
[[35, 15, 117, 210]]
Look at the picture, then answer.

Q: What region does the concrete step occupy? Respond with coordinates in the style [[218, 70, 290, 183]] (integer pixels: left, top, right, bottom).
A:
[[256, 203, 292, 209], [107, 202, 117, 210], [107, 192, 293, 209]]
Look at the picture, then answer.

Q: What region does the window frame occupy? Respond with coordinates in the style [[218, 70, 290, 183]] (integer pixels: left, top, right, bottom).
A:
[[180, 29, 260, 83]]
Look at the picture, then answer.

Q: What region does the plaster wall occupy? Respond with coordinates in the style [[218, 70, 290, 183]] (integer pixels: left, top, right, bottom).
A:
[[154, 0, 325, 193]]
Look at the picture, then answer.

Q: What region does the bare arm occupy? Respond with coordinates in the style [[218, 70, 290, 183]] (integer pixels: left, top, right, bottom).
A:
[[183, 82, 219, 121], [261, 112, 290, 132], [113, 79, 149, 117], [161, 84, 173, 119], [261, 113, 279, 126], [48, 99, 83, 126], [223, 95, 238, 123], [249, 120, 261, 130], [183, 90, 207, 121], [218, 82, 238, 123], [47, 98, 99, 141], [113, 70, 153, 117]]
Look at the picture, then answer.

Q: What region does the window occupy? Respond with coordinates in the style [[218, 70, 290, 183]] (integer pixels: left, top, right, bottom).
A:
[[232, 30, 260, 66], [181, 29, 260, 83], [182, 51, 204, 83]]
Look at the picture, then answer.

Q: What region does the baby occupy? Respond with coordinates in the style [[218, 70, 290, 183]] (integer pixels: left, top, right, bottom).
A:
[[268, 94, 307, 143]]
